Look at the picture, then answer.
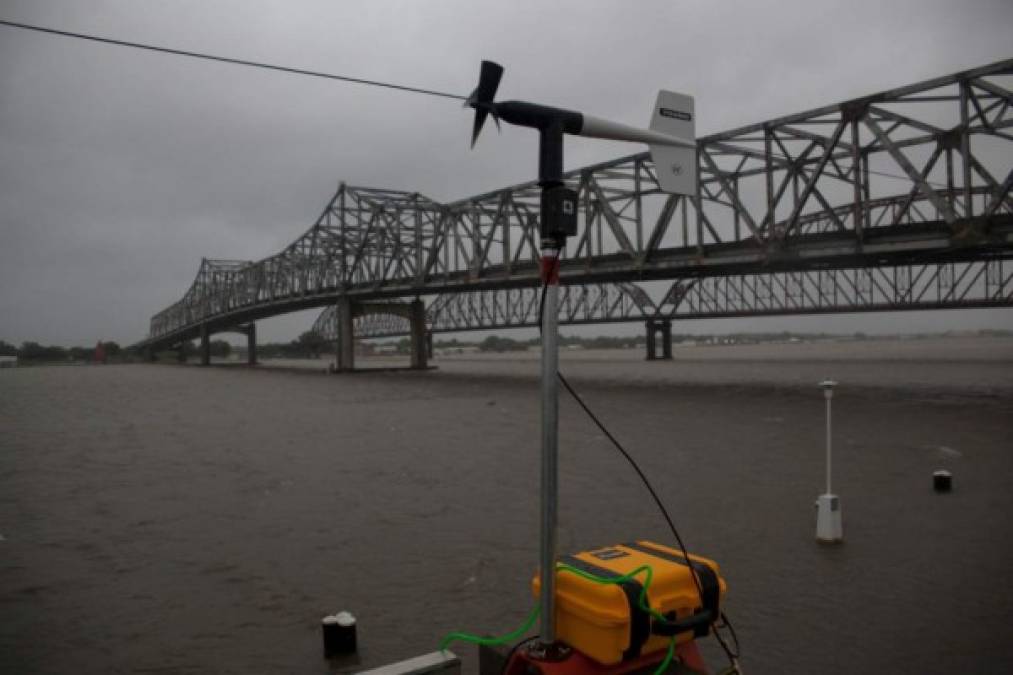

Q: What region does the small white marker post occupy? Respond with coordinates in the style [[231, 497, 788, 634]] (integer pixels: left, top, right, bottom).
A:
[[816, 379, 843, 543]]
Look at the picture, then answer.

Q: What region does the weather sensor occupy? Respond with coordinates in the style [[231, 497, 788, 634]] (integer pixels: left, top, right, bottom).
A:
[[465, 60, 701, 662], [467, 60, 696, 242]]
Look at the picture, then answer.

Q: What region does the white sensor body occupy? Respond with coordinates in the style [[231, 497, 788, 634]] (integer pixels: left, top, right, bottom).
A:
[[647, 90, 697, 196], [816, 493, 843, 543], [578, 90, 696, 196]]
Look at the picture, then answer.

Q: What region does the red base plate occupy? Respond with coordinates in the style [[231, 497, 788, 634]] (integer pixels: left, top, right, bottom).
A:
[[502, 641, 708, 674]]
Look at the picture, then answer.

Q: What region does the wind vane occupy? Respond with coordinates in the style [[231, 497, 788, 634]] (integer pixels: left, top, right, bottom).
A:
[[466, 60, 697, 243]]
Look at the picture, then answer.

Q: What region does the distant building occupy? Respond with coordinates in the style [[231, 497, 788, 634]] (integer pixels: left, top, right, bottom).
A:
[[0, 356, 17, 368]]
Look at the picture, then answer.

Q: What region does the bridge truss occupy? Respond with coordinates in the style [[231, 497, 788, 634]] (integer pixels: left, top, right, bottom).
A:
[[311, 259, 1010, 340], [138, 60, 1013, 352]]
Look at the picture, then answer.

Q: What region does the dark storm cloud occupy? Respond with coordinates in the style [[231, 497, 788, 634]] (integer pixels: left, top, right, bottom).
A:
[[1, 0, 1011, 345]]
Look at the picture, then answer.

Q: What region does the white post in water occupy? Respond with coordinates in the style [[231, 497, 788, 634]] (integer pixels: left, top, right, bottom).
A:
[[816, 379, 843, 543]]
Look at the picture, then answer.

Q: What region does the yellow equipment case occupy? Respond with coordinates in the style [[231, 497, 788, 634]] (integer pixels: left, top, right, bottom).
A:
[[532, 540, 726, 666]]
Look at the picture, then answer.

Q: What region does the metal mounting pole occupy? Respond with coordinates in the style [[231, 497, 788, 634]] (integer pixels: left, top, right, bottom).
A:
[[816, 379, 842, 543], [825, 389, 832, 494], [537, 124, 565, 653], [820, 379, 836, 494], [538, 246, 559, 647]]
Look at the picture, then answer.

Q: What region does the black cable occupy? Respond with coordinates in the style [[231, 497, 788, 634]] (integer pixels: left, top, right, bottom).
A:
[[2, 14, 951, 195], [499, 635, 539, 675], [536, 251, 705, 602], [554, 371, 706, 604], [2, 17, 934, 197], [714, 610, 741, 660], [536, 250, 742, 668], [0, 18, 466, 101]]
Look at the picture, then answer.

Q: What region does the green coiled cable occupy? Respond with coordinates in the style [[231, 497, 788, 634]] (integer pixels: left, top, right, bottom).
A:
[[437, 604, 540, 652]]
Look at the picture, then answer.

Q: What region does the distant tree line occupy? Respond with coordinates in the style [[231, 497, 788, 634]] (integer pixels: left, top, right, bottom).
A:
[[171, 340, 232, 358], [0, 340, 125, 363], [247, 330, 330, 359], [3, 328, 1009, 364], [451, 328, 1013, 353], [472, 334, 645, 352], [157, 331, 329, 361], [478, 336, 529, 352]]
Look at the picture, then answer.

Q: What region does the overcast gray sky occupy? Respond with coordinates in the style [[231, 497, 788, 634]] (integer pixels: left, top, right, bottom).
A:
[[1, 0, 1011, 346]]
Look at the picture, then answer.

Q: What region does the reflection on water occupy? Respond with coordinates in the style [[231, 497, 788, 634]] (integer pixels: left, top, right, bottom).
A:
[[1, 337, 1011, 674]]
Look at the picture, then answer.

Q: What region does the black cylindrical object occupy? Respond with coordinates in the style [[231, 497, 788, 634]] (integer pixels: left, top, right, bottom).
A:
[[933, 470, 953, 493], [322, 611, 357, 657]]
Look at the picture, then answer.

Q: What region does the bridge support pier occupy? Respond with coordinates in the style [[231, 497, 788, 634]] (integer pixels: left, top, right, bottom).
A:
[[645, 319, 672, 361], [425, 330, 434, 361], [244, 323, 257, 365], [335, 297, 355, 372], [200, 323, 210, 366], [409, 299, 428, 370], [176, 343, 186, 363]]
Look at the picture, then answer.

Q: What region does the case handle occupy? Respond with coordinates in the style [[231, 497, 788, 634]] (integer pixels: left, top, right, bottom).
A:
[[650, 609, 712, 637]]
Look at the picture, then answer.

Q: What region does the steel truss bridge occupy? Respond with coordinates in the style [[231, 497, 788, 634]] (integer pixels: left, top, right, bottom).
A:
[[136, 60, 1013, 365], [315, 260, 1011, 337]]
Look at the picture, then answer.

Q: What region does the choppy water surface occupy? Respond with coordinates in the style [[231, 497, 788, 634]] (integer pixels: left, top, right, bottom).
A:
[[1, 337, 1012, 674]]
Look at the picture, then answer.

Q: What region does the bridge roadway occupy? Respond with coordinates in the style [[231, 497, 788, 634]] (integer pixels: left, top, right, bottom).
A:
[[135, 60, 1013, 362], [316, 258, 1012, 336]]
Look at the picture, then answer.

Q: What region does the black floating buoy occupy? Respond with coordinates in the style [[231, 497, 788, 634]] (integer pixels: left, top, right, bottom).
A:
[[322, 611, 357, 657], [933, 470, 953, 493]]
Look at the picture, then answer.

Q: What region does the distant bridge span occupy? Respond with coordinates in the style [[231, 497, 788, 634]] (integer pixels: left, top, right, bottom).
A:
[[316, 260, 1012, 338], [134, 60, 1013, 366]]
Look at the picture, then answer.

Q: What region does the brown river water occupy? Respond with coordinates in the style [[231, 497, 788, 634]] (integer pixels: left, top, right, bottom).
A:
[[2, 337, 1012, 674]]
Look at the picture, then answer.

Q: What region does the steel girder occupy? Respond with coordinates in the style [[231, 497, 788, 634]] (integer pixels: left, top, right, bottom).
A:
[[139, 60, 1013, 350], [311, 259, 1011, 340], [652, 259, 1011, 320], [312, 281, 657, 340]]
